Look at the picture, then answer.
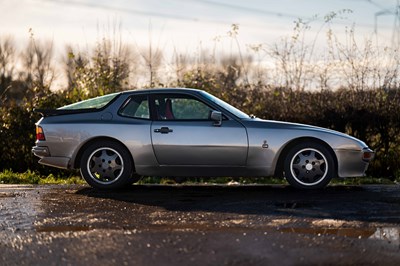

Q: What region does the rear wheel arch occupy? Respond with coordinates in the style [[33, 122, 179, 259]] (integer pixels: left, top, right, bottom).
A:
[[274, 137, 338, 179], [77, 137, 141, 189], [73, 137, 135, 172]]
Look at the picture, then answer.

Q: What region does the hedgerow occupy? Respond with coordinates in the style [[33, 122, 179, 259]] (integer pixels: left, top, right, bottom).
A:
[[1, 19, 399, 180]]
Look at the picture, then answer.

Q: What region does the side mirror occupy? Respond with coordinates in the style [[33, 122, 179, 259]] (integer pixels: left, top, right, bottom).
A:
[[210, 110, 222, 126]]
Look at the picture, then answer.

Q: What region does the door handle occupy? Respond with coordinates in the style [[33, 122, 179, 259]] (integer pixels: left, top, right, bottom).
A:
[[154, 127, 173, 134]]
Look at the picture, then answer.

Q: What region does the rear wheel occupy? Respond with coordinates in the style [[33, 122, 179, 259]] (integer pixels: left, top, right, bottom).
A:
[[283, 142, 335, 189], [80, 141, 134, 189]]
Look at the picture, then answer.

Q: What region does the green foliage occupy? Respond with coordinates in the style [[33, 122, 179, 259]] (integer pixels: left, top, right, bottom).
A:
[[1, 170, 397, 185], [1, 78, 399, 180], [0, 104, 38, 171], [1, 22, 400, 182], [65, 39, 131, 99], [0, 169, 84, 185], [0, 91, 76, 174], [0, 169, 40, 184], [176, 70, 400, 180], [136, 176, 287, 185], [332, 176, 398, 185]]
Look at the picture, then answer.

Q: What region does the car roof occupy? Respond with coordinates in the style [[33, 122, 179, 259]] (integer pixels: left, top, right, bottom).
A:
[[119, 87, 203, 95]]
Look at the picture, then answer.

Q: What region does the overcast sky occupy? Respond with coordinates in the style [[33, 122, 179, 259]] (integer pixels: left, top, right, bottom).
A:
[[0, 0, 398, 56]]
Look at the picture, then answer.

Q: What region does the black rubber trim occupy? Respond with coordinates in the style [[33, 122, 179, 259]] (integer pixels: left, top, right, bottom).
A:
[[34, 108, 98, 117]]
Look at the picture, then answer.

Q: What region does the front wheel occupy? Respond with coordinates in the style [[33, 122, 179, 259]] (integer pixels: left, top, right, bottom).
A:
[[283, 142, 335, 189], [80, 141, 134, 189]]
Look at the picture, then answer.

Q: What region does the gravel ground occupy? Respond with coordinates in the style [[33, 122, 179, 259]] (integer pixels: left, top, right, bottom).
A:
[[0, 184, 399, 265]]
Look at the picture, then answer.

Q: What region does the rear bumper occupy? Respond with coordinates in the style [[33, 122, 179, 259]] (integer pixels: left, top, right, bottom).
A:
[[32, 146, 70, 169], [38, 157, 70, 169], [32, 146, 50, 158]]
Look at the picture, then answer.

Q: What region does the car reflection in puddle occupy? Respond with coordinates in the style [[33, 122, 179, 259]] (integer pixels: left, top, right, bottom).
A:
[[369, 227, 400, 247]]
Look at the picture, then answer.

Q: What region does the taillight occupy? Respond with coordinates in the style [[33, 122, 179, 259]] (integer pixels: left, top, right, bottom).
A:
[[36, 126, 46, 141]]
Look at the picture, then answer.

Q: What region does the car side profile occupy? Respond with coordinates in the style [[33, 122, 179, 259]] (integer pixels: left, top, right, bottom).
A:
[[32, 88, 374, 189]]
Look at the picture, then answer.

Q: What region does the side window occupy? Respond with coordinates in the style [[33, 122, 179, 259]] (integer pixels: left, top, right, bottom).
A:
[[119, 95, 150, 119], [154, 95, 212, 120], [173, 98, 211, 119]]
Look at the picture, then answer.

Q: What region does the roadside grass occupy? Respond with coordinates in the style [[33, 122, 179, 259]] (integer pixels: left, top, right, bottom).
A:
[[138, 176, 399, 185], [137, 176, 288, 185], [0, 170, 398, 186], [0, 170, 85, 185], [332, 176, 398, 185]]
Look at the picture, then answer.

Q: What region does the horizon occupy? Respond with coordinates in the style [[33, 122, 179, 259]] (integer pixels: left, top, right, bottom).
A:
[[1, 0, 398, 52], [0, 0, 399, 90]]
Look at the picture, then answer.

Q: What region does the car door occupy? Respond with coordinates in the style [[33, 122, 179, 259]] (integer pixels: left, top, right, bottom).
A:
[[150, 93, 248, 166]]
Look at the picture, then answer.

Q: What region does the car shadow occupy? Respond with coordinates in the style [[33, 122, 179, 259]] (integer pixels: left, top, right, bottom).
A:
[[75, 184, 400, 224]]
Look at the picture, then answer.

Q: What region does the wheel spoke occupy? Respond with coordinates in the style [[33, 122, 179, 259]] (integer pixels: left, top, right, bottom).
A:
[[314, 166, 325, 176], [297, 152, 307, 163], [91, 153, 102, 165], [86, 147, 125, 184], [296, 172, 306, 180], [292, 163, 303, 172], [289, 147, 330, 187], [308, 150, 316, 160], [108, 152, 118, 161]]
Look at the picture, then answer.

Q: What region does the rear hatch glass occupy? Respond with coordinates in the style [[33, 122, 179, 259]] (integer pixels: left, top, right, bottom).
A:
[[58, 92, 120, 110]]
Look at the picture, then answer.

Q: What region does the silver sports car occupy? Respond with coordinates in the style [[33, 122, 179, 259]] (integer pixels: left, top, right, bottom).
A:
[[32, 88, 374, 189]]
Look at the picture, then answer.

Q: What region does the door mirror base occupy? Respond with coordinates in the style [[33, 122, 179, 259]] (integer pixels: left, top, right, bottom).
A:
[[210, 111, 222, 126]]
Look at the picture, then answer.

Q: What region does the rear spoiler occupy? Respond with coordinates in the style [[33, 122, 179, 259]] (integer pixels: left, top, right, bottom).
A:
[[34, 108, 98, 117]]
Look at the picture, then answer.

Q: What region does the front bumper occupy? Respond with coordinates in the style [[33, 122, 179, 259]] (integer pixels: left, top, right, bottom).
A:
[[335, 147, 375, 178], [361, 147, 375, 162]]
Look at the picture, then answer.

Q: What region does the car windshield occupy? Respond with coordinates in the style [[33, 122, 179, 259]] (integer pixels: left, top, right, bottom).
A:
[[200, 91, 250, 119], [58, 92, 120, 110]]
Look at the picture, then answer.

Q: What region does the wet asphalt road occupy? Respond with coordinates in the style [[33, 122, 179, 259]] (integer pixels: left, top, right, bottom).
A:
[[0, 184, 400, 265]]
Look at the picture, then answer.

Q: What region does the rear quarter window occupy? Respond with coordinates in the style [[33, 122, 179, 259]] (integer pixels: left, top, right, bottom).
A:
[[118, 95, 150, 119]]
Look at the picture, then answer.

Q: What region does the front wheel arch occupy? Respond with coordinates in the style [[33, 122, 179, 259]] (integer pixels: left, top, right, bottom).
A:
[[274, 137, 338, 180]]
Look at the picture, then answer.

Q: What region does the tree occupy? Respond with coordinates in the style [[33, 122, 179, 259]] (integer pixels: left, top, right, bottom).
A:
[[0, 36, 16, 104]]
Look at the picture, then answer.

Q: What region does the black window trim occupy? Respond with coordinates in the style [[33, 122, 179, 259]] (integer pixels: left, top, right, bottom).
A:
[[148, 93, 227, 122], [117, 94, 151, 120]]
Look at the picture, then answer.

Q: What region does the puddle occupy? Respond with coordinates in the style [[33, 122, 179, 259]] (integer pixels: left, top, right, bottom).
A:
[[281, 226, 400, 247], [275, 202, 313, 209], [380, 198, 400, 205], [280, 227, 375, 238], [35, 225, 92, 233], [179, 199, 196, 202], [0, 185, 34, 189], [0, 192, 18, 198], [0, 187, 41, 232]]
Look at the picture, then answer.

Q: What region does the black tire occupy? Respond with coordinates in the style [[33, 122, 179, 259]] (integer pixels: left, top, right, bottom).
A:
[[80, 140, 134, 189], [283, 142, 335, 189]]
